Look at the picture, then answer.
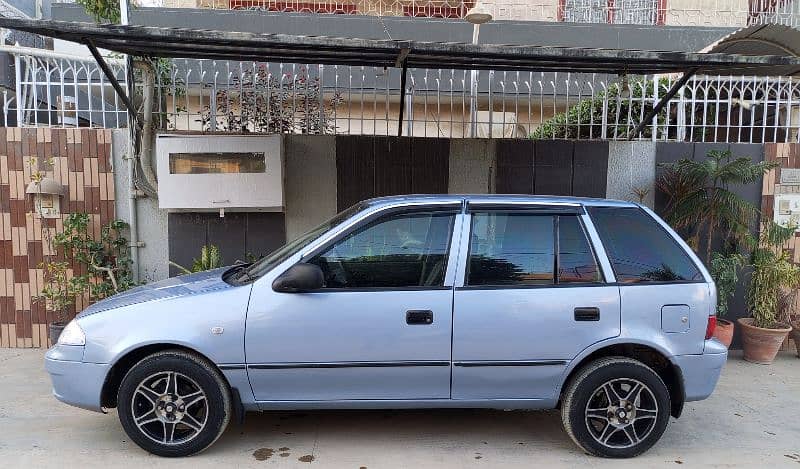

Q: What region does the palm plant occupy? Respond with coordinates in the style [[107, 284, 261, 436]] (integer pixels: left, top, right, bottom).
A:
[[709, 252, 745, 318], [657, 150, 776, 264], [170, 244, 223, 275]]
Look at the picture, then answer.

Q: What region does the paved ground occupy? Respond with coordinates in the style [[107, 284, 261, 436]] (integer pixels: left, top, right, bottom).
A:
[[1, 349, 799, 468]]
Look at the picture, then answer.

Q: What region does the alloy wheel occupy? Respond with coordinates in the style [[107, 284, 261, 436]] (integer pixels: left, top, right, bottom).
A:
[[131, 371, 208, 445], [584, 378, 658, 449]]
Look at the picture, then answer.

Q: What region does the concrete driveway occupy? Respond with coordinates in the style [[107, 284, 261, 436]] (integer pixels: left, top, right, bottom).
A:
[[1, 348, 799, 468]]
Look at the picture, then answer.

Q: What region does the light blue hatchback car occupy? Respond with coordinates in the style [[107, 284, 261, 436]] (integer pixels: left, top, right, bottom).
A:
[[45, 195, 727, 458]]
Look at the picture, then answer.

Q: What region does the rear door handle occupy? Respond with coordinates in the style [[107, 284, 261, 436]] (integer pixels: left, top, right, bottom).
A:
[[574, 307, 600, 321], [406, 310, 434, 325]]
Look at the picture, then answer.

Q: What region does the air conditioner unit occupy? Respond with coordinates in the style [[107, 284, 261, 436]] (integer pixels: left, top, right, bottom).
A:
[[156, 134, 284, 212]]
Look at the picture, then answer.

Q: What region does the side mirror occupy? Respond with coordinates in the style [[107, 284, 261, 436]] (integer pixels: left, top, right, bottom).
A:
[[272, 263, 324, 293]]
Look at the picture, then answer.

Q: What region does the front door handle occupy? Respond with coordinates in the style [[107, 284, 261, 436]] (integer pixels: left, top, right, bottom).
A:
[[406, 310, 434, 325], [574, 307, 600, 321]]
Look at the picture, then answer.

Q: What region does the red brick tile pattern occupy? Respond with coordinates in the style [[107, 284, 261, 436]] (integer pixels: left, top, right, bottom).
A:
[[0, 128, 114, 348]]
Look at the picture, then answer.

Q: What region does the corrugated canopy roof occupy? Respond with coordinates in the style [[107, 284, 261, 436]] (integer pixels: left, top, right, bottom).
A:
[[2, 18, 800, 75], [700, 24, 800, 76]]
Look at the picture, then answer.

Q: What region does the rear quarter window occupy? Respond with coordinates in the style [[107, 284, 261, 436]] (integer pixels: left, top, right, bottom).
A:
[[587, 206, 703, 283]]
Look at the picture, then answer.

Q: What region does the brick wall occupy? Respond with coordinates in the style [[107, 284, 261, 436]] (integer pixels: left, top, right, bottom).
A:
[[761, 143, 800, 352], [762, 144, 800, 262], [0, 128, 115, 348]]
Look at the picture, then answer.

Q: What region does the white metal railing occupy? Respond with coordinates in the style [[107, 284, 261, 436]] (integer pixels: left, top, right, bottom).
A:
[[151, 59, 800, 142], [2, 44, 128, 128], [50, 0, 800, 28], [6, 47, 800, 143]]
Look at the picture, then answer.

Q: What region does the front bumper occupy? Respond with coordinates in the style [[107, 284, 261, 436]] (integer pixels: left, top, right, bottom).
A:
[[674, 340, 728, 402], [44, 345, 110, 413]]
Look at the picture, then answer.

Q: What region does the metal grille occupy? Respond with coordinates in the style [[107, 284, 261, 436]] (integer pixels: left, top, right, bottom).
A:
[[6, 48, 800, 143], [2, 46, 128, 128], [50, 0, 800, 27], [148, 59, 800, 143]]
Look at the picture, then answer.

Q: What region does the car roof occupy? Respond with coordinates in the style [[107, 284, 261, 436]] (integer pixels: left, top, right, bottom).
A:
[[362, 194, 639, 209]]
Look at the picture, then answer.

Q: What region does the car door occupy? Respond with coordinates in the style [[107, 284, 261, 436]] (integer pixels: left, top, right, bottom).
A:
[[451, 203, 621, 401], [245, 203, 463, 402]]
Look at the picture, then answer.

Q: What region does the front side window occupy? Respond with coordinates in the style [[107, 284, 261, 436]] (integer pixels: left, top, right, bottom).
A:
[[238, 202, 366, 282], [310, 211, 456, 289], [467, 212, 602, 286], [587, 206, 703, 283]]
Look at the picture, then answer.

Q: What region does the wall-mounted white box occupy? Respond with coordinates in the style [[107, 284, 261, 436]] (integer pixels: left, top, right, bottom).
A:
[[774, 193, 800, 231], [156, 134, 284, 211]]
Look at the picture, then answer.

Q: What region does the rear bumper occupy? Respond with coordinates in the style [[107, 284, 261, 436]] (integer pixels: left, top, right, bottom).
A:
[[674, 340, 728, 402], [44, 346, 109, 413]]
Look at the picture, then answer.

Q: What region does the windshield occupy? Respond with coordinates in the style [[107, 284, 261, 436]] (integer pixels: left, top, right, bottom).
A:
[[235, 202, 366, 281]]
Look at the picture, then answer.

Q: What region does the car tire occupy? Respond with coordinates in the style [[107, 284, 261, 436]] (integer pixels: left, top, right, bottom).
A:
[[117, 350, 232, 457], [560, 357, 671, 458]]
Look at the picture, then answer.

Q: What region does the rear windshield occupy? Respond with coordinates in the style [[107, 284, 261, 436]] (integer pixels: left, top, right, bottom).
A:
[[587, 206, 703, 283]]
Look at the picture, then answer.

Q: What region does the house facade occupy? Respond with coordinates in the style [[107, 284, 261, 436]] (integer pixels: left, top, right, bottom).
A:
[[1, 0, 800, 348]]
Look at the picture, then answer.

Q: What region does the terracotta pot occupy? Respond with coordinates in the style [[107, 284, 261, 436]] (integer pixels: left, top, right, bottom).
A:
[[790, 322, 800, 358], [713, 318, 734, 348], [738, 318, 791, 365]]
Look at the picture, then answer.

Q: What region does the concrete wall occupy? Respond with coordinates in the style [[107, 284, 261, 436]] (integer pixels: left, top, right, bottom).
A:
[[111, 130, 169, 283], [7, 131, 776, 350], [51, 4, 735, 51], [448, 139, 494, 194], [606, 141, 657, 208], [283, 135, 339, 240]]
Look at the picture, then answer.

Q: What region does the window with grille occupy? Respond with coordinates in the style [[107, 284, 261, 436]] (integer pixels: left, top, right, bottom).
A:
[[560, 0, 664, 25]]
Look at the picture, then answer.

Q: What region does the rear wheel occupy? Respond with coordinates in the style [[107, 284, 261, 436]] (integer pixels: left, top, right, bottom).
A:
[[561, 357, 671, 458], [117, 350, 231, 457]]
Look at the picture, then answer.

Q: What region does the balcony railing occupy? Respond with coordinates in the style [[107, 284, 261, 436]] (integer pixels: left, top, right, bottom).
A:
[[148, 59, 800, 143], [51, 0, 800, 27], [1, 45, 128, 128], [5, 44, 800, 143]]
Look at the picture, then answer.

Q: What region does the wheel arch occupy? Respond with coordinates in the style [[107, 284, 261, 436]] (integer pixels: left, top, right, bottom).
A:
[[100, 343, 231, 409], [559, 341, 685, 418]]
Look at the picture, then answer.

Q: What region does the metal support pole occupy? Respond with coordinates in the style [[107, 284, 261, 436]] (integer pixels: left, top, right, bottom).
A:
[[84, 38, 141, 130], [469, 23, 480, 138], [627, 67, 698, 140], [398, 60, 408, 137], [14, 53, 22, 126]]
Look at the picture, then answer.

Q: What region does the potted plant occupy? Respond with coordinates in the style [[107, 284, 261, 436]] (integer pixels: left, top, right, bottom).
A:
[[782, 293, 800, 358], [36, 261, 88, 344], [740, 222, 800, 364], [791, 319, 800, 358], [657, 149, 776, 264], [708, 252, 744, 347]]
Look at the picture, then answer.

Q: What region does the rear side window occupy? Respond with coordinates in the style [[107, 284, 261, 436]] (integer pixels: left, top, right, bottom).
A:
[[559, 215, 602, 284], [587, 207, 702, 283], [466, 212, 601, 286], [468, 213, 555, 286]]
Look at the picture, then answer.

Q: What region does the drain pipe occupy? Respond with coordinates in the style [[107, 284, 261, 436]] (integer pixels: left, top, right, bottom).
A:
[[125, 60, 159, 283], [124, 133, 142, 283], [137, 59, 159, 195]]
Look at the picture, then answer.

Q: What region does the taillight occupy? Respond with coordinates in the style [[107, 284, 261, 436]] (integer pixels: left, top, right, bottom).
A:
[[705, 315, 717, 340]]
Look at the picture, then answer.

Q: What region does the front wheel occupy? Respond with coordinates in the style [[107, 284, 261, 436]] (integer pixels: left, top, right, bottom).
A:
[[117, 350, 232, 457], [560, 357, 671, 458]]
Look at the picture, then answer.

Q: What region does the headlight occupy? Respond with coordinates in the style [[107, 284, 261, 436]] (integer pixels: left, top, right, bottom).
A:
[[58, 320, 86, 346]]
